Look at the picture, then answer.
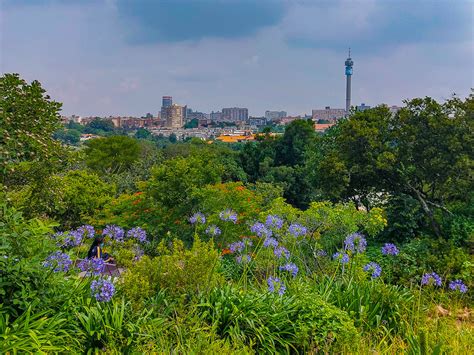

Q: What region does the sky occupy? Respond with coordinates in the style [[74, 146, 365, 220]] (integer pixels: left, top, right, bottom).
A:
[[1, 0, 473, 117]]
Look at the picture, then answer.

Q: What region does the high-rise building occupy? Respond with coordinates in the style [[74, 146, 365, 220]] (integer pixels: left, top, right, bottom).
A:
[[210, 111, 222, 121], [345, 49, 353, 114], [222, 107, 248, 122], [162, 96, 172, 108], [265, 110, 287, 121], [312, 106, 346, 122], [356, 103, 371, 112], [163, 104, 184, 128]]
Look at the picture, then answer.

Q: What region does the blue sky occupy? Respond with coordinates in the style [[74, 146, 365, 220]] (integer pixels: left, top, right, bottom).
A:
[[1, 0, 472, 116]]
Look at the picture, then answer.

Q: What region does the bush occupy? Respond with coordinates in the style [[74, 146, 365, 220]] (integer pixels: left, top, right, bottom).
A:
[[198, 284, 358, 353]]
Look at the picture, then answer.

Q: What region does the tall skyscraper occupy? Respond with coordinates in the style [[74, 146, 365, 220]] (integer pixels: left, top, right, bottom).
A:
[[164, 104, 184, 128], [162, 96, 173, 108], [345, 49, 353, 114]]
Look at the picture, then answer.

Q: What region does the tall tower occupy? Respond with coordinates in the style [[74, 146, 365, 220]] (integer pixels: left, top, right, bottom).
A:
[[345, 49, 353, 114]]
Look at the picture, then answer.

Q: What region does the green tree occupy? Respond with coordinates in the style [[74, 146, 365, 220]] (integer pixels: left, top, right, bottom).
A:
[[85, 136, 141, 174], [53, 128, 81, 145], [275, 119, 316, 166], [83, 118, 115, 133], [135, 128, 152, 140], [0, 73, 64, 179], [184, 118, 199, 129]]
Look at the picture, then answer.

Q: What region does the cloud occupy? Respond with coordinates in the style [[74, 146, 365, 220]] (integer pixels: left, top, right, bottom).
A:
[[115, 0, 287, 44], [282, 0, 472, 51]]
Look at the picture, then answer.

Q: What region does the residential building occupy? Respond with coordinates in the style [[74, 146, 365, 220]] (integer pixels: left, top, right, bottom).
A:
[[210, 111, 222, 121], [265, 110, 287, 121], [164, 104, 184, 128], [312, 106, 346, 122], [356, 103, 371, 112], [221, 107, 248, 122]]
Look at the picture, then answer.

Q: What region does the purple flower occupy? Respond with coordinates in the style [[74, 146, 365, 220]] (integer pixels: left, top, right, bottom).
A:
[[78, 258, 105, 276], [219, 209, 238, 223], [189, 212, 206, 225], [63, 229, 84, 247], [333, 252, 350, 264], [43, 251, 72, 272], [265, 215, 284, 230], [421, 272, 442, 287], [229, 241, 245, 254], [381, 243, 399, 256], [263, 237, 279, 248], [344, 232, 367, 254], [280, 262, 299, 277], [90, 279, 115, 302], [250, 222, 272, 238], [127, 227, 147, 243], [102, 225, 125, 242], [288, 223, 307, 238], [449, 280, 468, 293], [274, 246, 290, 260], [205, 225, 221, 237], [267, 276, 286, 296], [236, 254, 252, 264], [363, 262, 382, 278], [133, 245, 144, 261], [78, 225, 95, 239], [315, 249, 327, 257]]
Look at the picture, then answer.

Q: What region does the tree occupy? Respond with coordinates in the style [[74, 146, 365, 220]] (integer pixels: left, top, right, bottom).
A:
[[53, 128, 81, 145], [275, 119, 316, 166], [184, 118, 199, 129], [169, 133, 177, 143], [0, 73, 64, 179], [85, 136, 141, 174], [83, 118, 115, 133], [135, 128, 152, 140]]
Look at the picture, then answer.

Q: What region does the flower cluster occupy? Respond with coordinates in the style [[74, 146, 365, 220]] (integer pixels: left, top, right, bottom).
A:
[[274, 246, 290, 260], [78, 258, 105, 276], [205, 225, 222, 237], [77, 225, 95, 239], [250, 222, 272, 238], [333, 252, 350, 264], [229, 241, 245, 254], [280, 262, 298, 277], [63, 229, 84, 247], [133, 245, 145, 261], [344, 232, 367, 254], [381, 243, 399, 256], [263, 237, 279, 248], [315, 250, 327, 257], [267, 276, 286, 296], [189, 212, 206, 225], [265, 215, 284, 230], [421, 272, 442, 287], [363, 262, 382, 278], [126, 227, 147, 243], [102, 225, 125, 242], [44, 251, 72, 272], [288, 223, 307, 238], [448, 280, 468, 293], [219, 209, 238, 223], [236, 254, 252, 264], [90, 279, 115, 302]]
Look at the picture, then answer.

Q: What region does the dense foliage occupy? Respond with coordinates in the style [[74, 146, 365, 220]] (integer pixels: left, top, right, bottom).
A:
[[0, 74, 472, 353]]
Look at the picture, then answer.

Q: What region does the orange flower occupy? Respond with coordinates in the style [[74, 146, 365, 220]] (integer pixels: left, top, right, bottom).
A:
[[132, 199, 141, 205], [221, 248, 231, 255], [134, 191, 144, 196]]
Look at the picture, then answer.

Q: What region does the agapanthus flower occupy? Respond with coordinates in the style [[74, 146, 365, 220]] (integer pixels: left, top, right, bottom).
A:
[[133, 245, 144, 261], [189, 212, 206, 225], [77, 225, 95, 239], [52, 231, 65, 240], [263, 237, 279, 248], [279, 262, 299, 277], [250, 222, 273, 238], [102, 225, 125, 242], [315, 249, 327, 257], [236, 254, 252, 264], [381, 243, 399, 256], [205, 225, 221, 237], [78, 258, 105, 276], [229, 241, 245, 254], [333, 252, 350, 264], [265, 215, 284, 230], [448, 280, 468, 293], [344, 232, 367, 254], [421, 272, 442, 287], [90, 279, 115, 302], [43, 251, 72, 272], [274, 246, 290, 260], [363, 262, 382, 278], [63, 229, 84, 247], [127, 227, 147, 243], [288, 223, 307, 238], [219, 209, 238, 223], [267, 276, 286, 296]]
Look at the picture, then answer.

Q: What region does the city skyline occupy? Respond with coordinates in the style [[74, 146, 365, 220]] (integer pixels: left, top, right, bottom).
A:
[[1, 0, 472, 117]]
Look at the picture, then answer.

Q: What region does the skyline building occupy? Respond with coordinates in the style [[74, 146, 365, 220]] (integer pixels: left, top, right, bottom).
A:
[[222, 107, 248, 122], [265, 110, 287, 121], [345, 49, 353, 113], [163, 103, 184, 128]]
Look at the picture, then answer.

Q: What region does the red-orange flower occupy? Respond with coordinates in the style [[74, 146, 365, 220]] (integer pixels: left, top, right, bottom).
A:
[[221, 248, 231, 256]]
